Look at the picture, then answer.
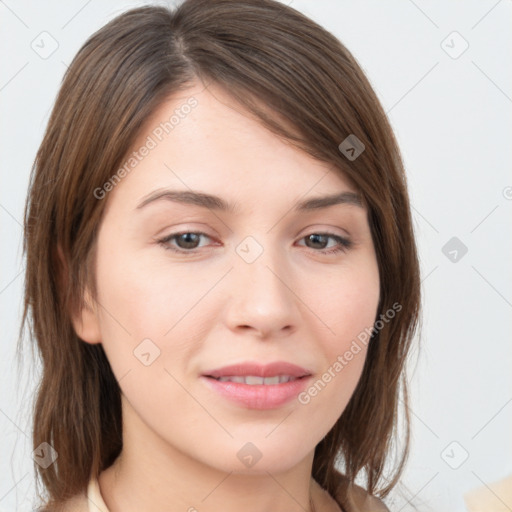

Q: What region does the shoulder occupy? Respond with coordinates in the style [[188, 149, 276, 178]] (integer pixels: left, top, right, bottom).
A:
[[60, 493, 90, 512], [346, 483, 390, 512], [331, 473, 390, 512], [37, 490, 90, 512]]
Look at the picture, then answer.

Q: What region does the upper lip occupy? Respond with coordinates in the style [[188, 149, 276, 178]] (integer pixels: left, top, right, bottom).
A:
[[203, 361, 312, 379]]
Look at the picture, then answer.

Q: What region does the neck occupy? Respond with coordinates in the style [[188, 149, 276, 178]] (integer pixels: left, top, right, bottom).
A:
[[99, 454, 319, 512], [97, 399, 327, 512]]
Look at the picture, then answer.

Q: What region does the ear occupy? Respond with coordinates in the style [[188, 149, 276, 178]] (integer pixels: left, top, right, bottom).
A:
[[57, 244, 102, 345], [72, 287, 102, 345]]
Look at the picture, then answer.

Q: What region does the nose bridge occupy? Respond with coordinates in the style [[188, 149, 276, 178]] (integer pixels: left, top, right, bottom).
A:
[[226, 233, 298, 335]]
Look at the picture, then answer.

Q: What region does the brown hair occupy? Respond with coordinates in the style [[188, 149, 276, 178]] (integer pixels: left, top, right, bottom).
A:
[[20, 0, 421, 509]]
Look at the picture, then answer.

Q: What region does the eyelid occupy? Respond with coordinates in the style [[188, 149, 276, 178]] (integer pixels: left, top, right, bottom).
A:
[[156, 230, 215, 249], [156, 229, 353, 256]]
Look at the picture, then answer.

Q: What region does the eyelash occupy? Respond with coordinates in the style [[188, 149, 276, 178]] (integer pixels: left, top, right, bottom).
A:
[[157, 231, 353, 256]]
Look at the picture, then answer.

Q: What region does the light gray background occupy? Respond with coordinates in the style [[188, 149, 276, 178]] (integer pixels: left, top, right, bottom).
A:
[[1, 1, 511, 511]]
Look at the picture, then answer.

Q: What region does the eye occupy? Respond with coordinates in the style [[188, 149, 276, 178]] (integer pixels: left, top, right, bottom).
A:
[[157, 231, 214, 253], [157, 231, 352, 256], [297, 233, 352, 255]]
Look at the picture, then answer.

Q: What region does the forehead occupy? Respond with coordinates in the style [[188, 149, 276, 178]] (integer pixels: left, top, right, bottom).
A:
[[105, 81, 360, 211]]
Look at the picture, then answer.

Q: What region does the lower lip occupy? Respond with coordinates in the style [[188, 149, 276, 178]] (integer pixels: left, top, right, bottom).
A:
[[201, 376, 311, 410]]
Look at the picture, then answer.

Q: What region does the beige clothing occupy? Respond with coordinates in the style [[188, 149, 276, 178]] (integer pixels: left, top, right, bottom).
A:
[[86, 478, 110, 512], [51, 479, 108, 512], [59, 475, 389, 512]]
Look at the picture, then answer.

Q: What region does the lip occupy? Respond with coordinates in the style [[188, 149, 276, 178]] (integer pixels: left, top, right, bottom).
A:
[[203, 361, 312, 379], [201, 375, 311, 409], [201, 361, 312, 410]]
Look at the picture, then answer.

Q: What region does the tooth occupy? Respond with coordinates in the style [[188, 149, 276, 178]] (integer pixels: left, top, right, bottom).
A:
[[244, 376, 264, 385], [215, 375, 297, 384]]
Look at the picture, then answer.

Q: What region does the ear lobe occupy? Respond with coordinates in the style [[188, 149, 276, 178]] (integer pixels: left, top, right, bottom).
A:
[[71, 287, 102, 345], [57, 244, 102, 345]]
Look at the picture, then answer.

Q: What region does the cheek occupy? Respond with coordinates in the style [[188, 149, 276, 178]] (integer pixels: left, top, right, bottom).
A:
[[297, 269, 378, 426], [313, 259, 380, 352], [95, 238, 211, 339], [93, 237, 219, 384], [304, 257, 379, 401]]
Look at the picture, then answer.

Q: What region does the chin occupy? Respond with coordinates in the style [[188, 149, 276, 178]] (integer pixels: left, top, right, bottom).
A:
[[198, 440, 312, 475]]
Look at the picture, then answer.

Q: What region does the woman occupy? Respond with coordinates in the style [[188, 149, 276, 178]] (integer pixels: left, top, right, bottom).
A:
[[21, 1, 421, 510]]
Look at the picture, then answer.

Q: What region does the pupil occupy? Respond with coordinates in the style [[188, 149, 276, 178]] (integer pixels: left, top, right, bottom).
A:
[[179, 233, 199, 249], [307, 234, 326, 249]]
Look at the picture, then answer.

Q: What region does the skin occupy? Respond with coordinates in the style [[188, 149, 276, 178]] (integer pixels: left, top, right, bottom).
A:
[[72, 80, 380, 512]]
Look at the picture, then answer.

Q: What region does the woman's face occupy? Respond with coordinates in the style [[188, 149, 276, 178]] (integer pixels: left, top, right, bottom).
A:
[[75, 81, 380, 475]]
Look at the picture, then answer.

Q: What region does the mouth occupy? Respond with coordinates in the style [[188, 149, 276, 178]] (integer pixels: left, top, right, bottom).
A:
[[202, 361, 312, 380], [206, 375, 306, 385], [200, 362, 313, 409]]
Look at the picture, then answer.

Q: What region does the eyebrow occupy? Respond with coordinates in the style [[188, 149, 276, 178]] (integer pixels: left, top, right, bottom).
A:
[[135, 189, 364, 213]]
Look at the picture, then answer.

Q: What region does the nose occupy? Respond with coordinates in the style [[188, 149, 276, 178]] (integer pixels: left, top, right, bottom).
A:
[[223, 243, 300, 339]]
